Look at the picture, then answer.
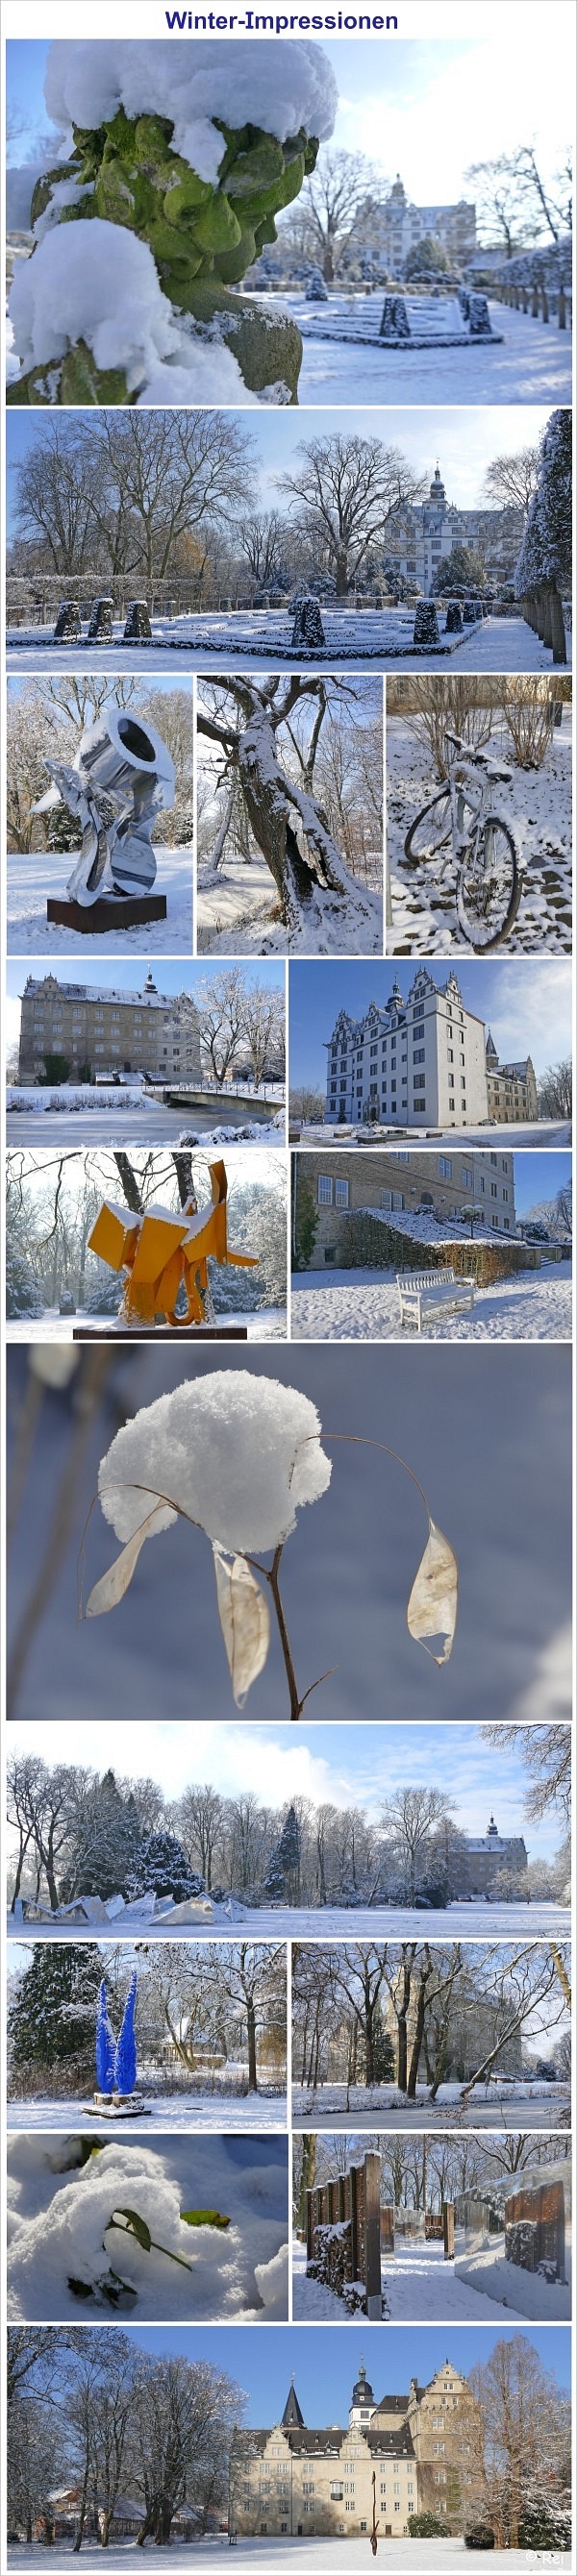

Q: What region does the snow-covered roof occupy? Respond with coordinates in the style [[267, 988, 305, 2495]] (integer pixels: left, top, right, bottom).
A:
[[23, 976, 189, 1010]]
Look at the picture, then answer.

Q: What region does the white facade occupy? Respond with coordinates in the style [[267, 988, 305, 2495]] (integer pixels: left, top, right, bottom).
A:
[[324, 968, 489, 1132], [388, 467, 524, 598], [364, 177, 477, 273]]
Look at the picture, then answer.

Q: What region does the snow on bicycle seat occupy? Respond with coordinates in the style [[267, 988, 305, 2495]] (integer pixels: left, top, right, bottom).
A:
[[486, 763, 513, 782]]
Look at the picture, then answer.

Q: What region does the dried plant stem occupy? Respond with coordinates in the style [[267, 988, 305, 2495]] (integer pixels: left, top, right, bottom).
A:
[[247, 1543, 333, 1721]]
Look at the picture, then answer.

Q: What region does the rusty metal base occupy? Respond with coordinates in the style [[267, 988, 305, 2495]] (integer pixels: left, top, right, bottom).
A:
[[46, 894, 167, 931]]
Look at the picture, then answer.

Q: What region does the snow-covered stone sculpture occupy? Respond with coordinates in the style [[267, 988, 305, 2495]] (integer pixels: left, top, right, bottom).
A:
[[8, 38, 338, 406], [444, 601, 463, 633], [34, 701, 175, 928], [305, 266, 329, 302], [53, 601, 82, 642], [290, 593, 327, 653], [123, 600, 152, 643], [87, 597, 113, 644], [88, 1156, 258, 1329], [413, 602, 439, 648]]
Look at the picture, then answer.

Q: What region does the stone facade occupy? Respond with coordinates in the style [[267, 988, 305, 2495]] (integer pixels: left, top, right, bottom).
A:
[[232, 2365, 481, 2540], [17, 970, 202, 1085], [386, 464, 523, 598], [324, 968, 489, 1131], [485, 1031, 539, 1123], [363, 178, 477, 273], [453, 1812, 528, 1895], [293, 1146, 515, 1263]]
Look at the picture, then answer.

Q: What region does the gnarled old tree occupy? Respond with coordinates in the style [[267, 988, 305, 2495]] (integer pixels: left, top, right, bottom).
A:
[[196, 673, 380, 939]]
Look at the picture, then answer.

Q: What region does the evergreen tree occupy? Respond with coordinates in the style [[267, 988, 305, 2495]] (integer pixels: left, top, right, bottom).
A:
[[263, 1803, 301, 1904], [66, 1770, 142, 1901], [9, 1945, 102, 2071], [125, 1829, 205, 1903]]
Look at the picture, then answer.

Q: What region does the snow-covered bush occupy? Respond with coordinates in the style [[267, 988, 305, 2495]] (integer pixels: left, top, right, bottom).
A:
[[9, 39, 338, 406], [514, 408, 571, 662]]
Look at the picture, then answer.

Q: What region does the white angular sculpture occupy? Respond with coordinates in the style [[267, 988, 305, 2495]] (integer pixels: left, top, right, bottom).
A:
[[36, 704, 175, 911]]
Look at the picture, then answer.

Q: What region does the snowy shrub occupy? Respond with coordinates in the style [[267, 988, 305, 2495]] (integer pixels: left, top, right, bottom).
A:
[[125, 1829, 205, 1904]]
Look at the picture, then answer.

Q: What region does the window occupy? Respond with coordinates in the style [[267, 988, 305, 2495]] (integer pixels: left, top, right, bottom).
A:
[[447, 1049, 454, 1062], [439, 1156, 452, 1177], [490, 1181, 497, 1198], [317, 1177, 333, 1205], [330, 2485, 343, 2501], [463, 1167, 472, 1187], [335, 1178, 349, 1208], [397, 1151, 409, 1162], [391, 1189, 404, 1210], [414, 1048, 425, 1063]]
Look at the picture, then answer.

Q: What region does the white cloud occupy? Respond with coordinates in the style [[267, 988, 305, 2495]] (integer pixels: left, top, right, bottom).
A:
[[510, 1621, 572, 1726]]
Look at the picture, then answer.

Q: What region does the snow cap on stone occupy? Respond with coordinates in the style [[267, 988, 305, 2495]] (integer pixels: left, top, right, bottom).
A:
[[44, 39, 338, 173], [98, 1370, 331, 1556], [9, 220, 250, 403]]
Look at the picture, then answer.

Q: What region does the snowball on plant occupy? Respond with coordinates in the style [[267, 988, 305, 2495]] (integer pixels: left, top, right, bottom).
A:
[[95, 1371, 331, 1557]]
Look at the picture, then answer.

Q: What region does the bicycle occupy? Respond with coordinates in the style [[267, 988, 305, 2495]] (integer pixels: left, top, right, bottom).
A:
[[403, 729, 520, 950]]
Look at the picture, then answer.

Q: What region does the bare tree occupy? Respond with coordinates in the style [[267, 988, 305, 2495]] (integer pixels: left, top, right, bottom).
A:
[[481, 1721, 570, 1823], [484, 448, 539, 512], [466, 147, 572, 255], [278, 432, 425, 597], [538, 1057, 572, 1117], [295, 148, 378, 283], [379, 1785, 453, 1904]]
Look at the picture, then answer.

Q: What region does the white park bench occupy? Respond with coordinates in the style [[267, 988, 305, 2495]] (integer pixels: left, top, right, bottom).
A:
[[396, 1266, 476, 1331]]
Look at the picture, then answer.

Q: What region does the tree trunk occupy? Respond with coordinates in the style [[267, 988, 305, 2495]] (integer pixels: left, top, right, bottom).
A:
[[297, 2133, 316, 2234], [246, 1996, 258, 2092], [113, 1152, 143, 1214], [549, 586, 567, 665], [406, 1981, 428, 2096], [364, 1998, 374, 2089], [171, 1152, 195, 1206]]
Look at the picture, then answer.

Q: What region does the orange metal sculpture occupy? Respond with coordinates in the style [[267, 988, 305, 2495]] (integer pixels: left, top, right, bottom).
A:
[[88, 1160, 258, 1327]]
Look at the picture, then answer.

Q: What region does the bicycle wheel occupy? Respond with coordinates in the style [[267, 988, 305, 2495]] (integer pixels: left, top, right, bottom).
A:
[[404, 788, 452, 860], [456, 816, 519, 950]]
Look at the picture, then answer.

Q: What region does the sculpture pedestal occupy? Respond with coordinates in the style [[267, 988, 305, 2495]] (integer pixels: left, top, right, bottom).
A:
[[46, 894, 167, 933], [85, 2092, 152, 2118], [73, 1323, 249, 1340]]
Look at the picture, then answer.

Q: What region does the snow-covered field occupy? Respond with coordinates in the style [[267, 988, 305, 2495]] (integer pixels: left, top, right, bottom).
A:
[[290, 291, 574, 407], [7, 1306, 288, 1344], [291, 2081, 569, 2133], [10, 1900, 568, 1944], [7, 2131, 288, 2322], [291, 2236, 568, 2325], [295, 1119, 572, 1150], [6, 848, 193, 954], [7, 613, 570, 674], [388, 711, 572, 956], [6, 2544, 564, 2571], [197, 849, 383, 957], [290, 1261, 572, 1343], [7, 2088, 287, 2133]]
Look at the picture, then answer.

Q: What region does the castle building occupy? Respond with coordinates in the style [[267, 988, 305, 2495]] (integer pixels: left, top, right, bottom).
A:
[[324, 968, 489, 1131], [17, 970, 202, 1085], [387, 464, 524, 599], [455, 1812, 528, 1896], [364, 176, 477, 273], [231, 2363, 481, 2540], [293, 1145, 515, 1263], [485, 1031, 539, 1124]]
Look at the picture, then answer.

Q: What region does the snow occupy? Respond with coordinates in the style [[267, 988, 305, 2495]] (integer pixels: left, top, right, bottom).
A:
[[292, 2081, 569, 2134], [8, 1307, 288, 1345], [198, 850, 383, 957], [290, 1262, 572, 1344], [296, 1120, 572, 1151], [290, 290, 573, 405], [291, 2236, 541, 2326], [7, 2089, 287, 2133], [7, 846, 193, 954], [11, 1901, 568, 1944], [7, 2132, 288, 2322], [9, 611, 570, 674], [6, 1104, 284, 1147], [5, 2544, 560, 2572], [9, 223, 252, 405], [44, 38, 338, 161], [389, 709, 572, 955], [8, 1084, 146, 1114], [97, 1372, 331, 1556]]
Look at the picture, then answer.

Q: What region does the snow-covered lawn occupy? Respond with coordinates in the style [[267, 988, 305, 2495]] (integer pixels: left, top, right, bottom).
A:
[[291, 2236, 567, 2326], [7, 2088, 287, 2133], [290, 1262, 572, 1343], [295, 1120, 572, 1150], [7, 613, 569, 674], [7, 1307, 288, 1344], [10, 1901, 568, 1944], [6, 2540, 566, 2570], [291, 2081, 569, 2133], [388, 711, 572, 956], [7, 2132, 288, 2322], [290, 291, 574, 407], [197, 850, 383, 956], [6, 848, 193, 954]]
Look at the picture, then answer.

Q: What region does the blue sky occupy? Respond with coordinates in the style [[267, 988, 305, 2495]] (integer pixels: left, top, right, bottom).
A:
[[40, 2322, 570, 2415], [6, 405, 551, 532], [6, 957, 284, 1003], [6, 1342, 571, 1727], [288, 957, 573, 1094], [7, 23, 570, 213], [9, 1714, 564, 1864]]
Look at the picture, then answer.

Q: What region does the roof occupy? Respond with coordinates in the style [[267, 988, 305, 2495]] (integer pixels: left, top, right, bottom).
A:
[[240, 2428, 415, 2461], [22, 976, 198, 1014], [282, 2383, 305, 2429]]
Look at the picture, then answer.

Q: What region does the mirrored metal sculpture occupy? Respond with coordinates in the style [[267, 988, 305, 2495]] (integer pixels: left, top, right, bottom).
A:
[[35, 703, 175, 931]]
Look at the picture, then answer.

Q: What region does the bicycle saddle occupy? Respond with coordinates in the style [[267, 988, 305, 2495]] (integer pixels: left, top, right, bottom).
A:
[[485, 764, 513, 783]]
